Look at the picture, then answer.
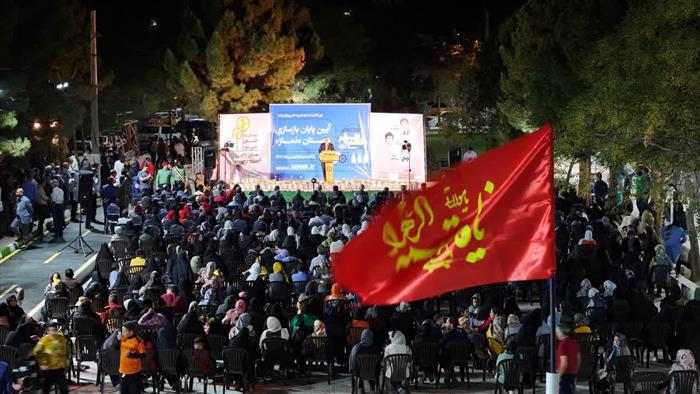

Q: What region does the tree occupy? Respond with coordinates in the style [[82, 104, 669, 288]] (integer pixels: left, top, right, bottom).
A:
[[163, 0, 322, 119], [498, 0, 627, 193], [569, 0, 700, 278]]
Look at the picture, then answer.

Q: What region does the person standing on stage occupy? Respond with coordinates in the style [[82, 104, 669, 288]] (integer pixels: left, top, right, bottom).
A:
[[318, 137, 335, 183]]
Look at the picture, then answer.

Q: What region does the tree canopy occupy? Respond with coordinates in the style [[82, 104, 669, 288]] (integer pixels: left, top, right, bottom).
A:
[[163, 0, 323, 119]]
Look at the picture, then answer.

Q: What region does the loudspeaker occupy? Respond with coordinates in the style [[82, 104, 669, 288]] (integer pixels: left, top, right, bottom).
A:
[[204, 149, 216, 169], [78, 173, 93, 202]]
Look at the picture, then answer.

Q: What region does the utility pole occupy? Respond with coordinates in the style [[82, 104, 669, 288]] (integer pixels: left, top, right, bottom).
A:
[[89, 9, 100, 147]]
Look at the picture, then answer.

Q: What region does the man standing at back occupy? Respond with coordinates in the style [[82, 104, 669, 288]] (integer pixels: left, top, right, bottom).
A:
[[11, 188, 33, 246], [556, 324, 580, 394]]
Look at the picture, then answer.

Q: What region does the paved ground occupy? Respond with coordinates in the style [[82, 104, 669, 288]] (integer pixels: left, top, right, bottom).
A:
[[0, 212, 110, 317]]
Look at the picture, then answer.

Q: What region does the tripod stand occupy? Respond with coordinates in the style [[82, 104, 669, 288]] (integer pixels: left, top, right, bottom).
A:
[[61, 184, 94, 257]]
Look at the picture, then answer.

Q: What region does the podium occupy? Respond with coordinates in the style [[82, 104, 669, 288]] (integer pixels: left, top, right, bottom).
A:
[[319, 150, 340, 183]]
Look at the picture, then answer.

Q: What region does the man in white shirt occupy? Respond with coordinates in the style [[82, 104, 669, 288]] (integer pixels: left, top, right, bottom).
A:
[[113, 157, 124, 186], [50, 179, 65, 243], [463, 146, 478, 162]]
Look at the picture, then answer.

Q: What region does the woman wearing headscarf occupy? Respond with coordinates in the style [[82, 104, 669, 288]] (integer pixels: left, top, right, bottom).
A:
[[603, 280, 617, 299], [669, 349, 697, 394], [269, 262, 289, 283], [312, 320, 327, 337], [216, 296, 236, 320], [579, 229, 597, 246], [245, 262, 262, 282], [383, 330, 412, 392], [603, 333, 631, 372], [0, 295, 24, 330], [349, 329, 379, 391], [487, 309, 507, 355], [268, 303, 289, 330], [222, 299, 247, 326], [504, 314, 522, 340], [140, 271, 164, 298], [123, 299, 141, 321], [324, 283, 345, 302], [177, 302, 205, 336], [573, 313, 592, 334], [259, 316, 290, 347], [228, 312, 256, 342], [189, 256, 203, 277], [72, 299, 106, 340], [577, 279, 592, 301]]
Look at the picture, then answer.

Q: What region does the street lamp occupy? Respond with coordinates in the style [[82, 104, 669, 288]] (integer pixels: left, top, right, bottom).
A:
[[55, 82, 69, 90], [33, 121, 42, 131]]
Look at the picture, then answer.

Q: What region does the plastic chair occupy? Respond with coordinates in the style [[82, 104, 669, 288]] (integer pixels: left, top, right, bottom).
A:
[[352, 354, 381, 394], [0, 326, 9, 344], [644, 323, 671, 367], [380, 354, 412, 394], [611, 355, 635, 394], [577, 344, 597, 394], [127, 265, 144, 283], [441, 341, 471, 388], [75, 336, 100, 384], [184, 349, 217, 394], [106, 317, 123, 334], [96, 257, 114, 280], [222, 347, 252, 393], [632, 371, 669, 394], [68, 286, 83, 306], [208, 334, 229, 362], [0, 345, 18, 371], [516, 345, 537, 394], [47, 297, 70, 323], [302, 336, 333, 384], [260, 337, 291, 383], [495, 359, 523, 394], [346, 326, 364, 348], [98, 348, 120, 393], [141, 348, 160, 394], [177, 333, 200, 350], [157, 348, 182, 394], [267, 282, 291, 310], [411, 342, 439, 388], [670, 370, 699, 394], [71, 316, 96, 338]]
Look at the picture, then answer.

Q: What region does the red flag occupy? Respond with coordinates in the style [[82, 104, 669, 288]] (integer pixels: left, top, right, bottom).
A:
[[332, 124, 555, 305]]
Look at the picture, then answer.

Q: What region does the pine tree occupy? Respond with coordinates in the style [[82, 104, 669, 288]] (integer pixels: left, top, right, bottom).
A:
[[163, 0, 322, 118]]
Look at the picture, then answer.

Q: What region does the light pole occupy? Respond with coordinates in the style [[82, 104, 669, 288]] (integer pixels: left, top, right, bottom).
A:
[[402, 140, 412, 189]]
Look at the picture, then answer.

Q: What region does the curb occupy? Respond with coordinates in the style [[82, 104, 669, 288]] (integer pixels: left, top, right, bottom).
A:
[[0, 238, 24, 258]]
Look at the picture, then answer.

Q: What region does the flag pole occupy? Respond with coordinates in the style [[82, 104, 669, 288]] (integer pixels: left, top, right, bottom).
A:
[[545, 278, 559, 394]]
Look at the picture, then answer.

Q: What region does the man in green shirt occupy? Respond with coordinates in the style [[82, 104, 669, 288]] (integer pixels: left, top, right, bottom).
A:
[[154, 161, 172, 190], [171, 160, 187, 190]]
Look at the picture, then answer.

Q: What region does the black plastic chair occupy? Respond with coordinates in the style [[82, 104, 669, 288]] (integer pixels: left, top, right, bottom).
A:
[[208, 334, 229, 362], [346, 326, 364, 352], [0, 345, 18, 371], [222, 347, 252, 393], [293, 281, 308, 296], [473, 334, 496, 381], [353, 354, 381, 394], [260, 337, 291, 383], [302, 336, 333, 384], [47, 297, 70, 323], [536, 334, 552, 382], [652, 265, 672, 296], [0, 326, 9, 345], [68, 286, 83, 306], [184, 349, 217, 394], [92, 295, 107, 312], [670, 370, 699, 394], [75, 335, 100, 384], [495, 359, 523, 394], [106, 317, 123, 334], [412, 342, 439, 388], [644, 323, 671, 367], [157, 348, 182, 394], [142, 348, 160, 394], [515, 346, 537, 394], [577, 343, 597, 394], [632, 371, 669, 394], [380, 354, 412, 394], [96, 257, 114, 280], [441, 341, 471, 388], [268, 282, 291, 310], [71, 316, 96, 338], [98, 348, 120, 393], [611, 355, 635, 394]]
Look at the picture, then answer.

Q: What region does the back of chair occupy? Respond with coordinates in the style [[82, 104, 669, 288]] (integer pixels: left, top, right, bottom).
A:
[[612, 355, 635, 383], [72, 317, 95, 337], [76, 336, 99, 362], [498, 359, 523, 388], [412, 342, 439, 369], [516, 345, 537, 373], [0, 345, 18, 370], [157, 348, 181, 376], [184, 349, 210, 377], [106, 317, 123, 334], [68, 287, 83, 306], [293, 281, 308, 295], [92, 295, 107, 312], [0, 326, 9, 345], [47, 297, 69, 321], [446, 341, 471, 365], [110, 240, 130, 260], [100, 348, 121, 376], [670, 370, 699, 394], [127, 266, 144, 283], [208, 334, 228, 361], [383, 354, 412, 382], [346, 326, 364, 347], [357, 354, 381, 380], [302, 336, 332, 362], [261, 337, 289, 356], [268, 282, 289, 304], [577, 345, 597, 382], [223, 347, 248, 375], [96, 257, 114, 280], [473, 333, 491, 358], [633, 371, 669, 394]]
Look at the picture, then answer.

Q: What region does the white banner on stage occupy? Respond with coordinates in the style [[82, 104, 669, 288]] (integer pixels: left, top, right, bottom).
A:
[[369, 113, 426, 183], [218, 113, 271, 182]]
